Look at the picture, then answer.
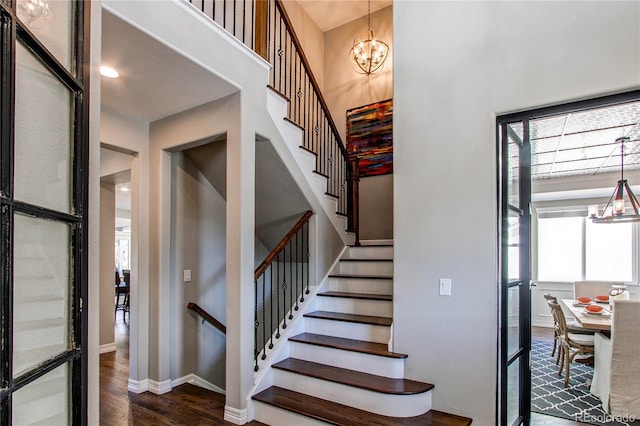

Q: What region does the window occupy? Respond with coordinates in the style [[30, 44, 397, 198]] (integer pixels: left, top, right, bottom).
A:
[[537, 208, 635, 282]]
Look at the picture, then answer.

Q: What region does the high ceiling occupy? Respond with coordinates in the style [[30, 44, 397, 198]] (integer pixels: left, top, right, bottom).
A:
[[297, 0, 392, 32], [514, 101, 640, 181]]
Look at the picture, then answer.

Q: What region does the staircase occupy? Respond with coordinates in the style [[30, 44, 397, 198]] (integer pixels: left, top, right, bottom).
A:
[[252, 242, 472, 425]]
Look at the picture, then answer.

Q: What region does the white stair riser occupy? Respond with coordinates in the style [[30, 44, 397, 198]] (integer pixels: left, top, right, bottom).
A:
[[342, 246, 393, 260], [335, 261, 393, 275], [316, 296, 392, 317], [304, 317, 390, 344], [327, 277, 393, 295], [273, 369, 432, 417], [252, 401, 328, 426], [289, 342, 404, 378]]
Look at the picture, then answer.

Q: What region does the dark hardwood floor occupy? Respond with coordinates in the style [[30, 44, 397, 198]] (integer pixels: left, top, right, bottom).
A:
[[100, 315, 266, 425], [100, 320, 588, 425]]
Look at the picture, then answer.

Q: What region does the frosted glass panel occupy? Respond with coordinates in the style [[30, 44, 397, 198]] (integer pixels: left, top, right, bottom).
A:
[[507, 359, 520, 424], [13, 214, 70, 377], [507, 286, 520, 358], [12, 363, 69, 425], [14, 42, 72, 214], [16, 0, 74, 72]]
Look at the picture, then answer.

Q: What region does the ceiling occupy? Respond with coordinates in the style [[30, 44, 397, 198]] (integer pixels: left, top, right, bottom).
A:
[[297, 0, 392, 32], [101, 9, 237, 122], [509, 101, 640, 183]]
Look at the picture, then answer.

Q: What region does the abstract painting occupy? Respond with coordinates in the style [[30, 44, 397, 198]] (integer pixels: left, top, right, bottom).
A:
[[346, 99, 393, 177]]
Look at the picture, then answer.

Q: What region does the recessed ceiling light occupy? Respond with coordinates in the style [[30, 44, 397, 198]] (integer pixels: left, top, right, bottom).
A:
[[100, 65, 119, 78]]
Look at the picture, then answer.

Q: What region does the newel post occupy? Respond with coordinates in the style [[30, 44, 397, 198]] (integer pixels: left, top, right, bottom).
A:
[[254, 0, 269, 60], [348, 154, 360, 246]]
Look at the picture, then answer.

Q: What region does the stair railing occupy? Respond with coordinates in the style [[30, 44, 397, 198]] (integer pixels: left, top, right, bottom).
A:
[[186, 0, 360, 242], [254, 210, 312, 371], [187, 302, 227, 334]]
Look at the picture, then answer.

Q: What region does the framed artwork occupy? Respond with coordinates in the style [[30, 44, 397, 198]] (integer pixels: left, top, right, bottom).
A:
[[346, 99, 393, 177]]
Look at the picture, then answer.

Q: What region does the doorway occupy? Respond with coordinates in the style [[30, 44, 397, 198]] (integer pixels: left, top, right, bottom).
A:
[[497, 90, 640, 425]]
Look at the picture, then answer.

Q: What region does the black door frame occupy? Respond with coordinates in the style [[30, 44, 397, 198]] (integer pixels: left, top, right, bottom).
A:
[[0, 0, 90, 423], [496, 89, 640, 425]]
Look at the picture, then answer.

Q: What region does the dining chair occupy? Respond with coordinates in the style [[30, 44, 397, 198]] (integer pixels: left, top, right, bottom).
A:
[[115, 270, 129, 319], [543, 293, 594, 362], [590, 300, 640, 417], [573, 281, 621, 299], [548, 300, 595, 387]]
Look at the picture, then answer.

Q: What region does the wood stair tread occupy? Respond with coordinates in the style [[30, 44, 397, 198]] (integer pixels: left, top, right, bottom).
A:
[[329, 273, 393, 280], [289, 332, 407, 358], [252, 386, 472, 426], [273, 358, 434, 395], [318, 291, 392, 301], [304, 310, 392, 326]]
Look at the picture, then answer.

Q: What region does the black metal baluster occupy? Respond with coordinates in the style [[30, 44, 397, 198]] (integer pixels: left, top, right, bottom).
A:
[[254, 278, 259, 371], [300, 224, 305, 302], [269, 264, 274, 349], [275, 251, 281, 338], [261, 273, 267, 360], [303, 222, 311, 294], [289, 238, 294, 317], [296, 230, 304, 311], [281, 246, 288, 329]]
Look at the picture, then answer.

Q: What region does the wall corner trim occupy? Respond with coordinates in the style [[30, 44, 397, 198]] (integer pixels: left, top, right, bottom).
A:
[[127, 379, 149, 394], [148, 379, 173, 395], [99, 342, 116, 354], [224, 405, 248, 425]]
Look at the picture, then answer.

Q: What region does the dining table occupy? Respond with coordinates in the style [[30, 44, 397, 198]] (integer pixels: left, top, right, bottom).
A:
[[561, 299, 612, 332]]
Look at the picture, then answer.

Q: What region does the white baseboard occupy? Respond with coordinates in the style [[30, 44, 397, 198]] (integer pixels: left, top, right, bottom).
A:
[[99, 342, 116, 354], [128, 378, 148, 394], [148, 379, 172, 395], [224, 405, 247, 425], [172, 374, 225, 395]]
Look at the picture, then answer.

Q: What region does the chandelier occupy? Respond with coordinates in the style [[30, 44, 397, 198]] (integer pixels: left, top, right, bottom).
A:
[[589, 137, 640, 223], [349, 0, 389, 75]]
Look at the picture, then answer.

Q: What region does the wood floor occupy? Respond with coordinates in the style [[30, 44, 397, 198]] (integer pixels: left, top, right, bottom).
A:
[[100, 319, 589, 425], [99, 315, 266, 425]]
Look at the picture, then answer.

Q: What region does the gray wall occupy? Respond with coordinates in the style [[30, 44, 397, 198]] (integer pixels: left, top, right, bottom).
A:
[[171, 152, 228, 388], [360, 175, 393, 240], [394, 1, 640, 423], [99, 182, 116, 347]]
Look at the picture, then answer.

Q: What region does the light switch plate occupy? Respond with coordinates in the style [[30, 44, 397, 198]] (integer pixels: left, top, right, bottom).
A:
[[439, 278, 452, 296], [184, 269, 192, 282]]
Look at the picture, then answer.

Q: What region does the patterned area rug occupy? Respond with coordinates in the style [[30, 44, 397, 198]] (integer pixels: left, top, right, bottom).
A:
[[531, 340, 639, 426]]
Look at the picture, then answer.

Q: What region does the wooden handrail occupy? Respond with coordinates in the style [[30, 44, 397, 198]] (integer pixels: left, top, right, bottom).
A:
[[272, 1, 348, 158], [187, 302, 227, 335], [254, 210, 313, 281]]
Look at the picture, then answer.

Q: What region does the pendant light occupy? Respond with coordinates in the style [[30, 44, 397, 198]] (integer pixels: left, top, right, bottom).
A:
[[589, 136, 640, 223], [349, 0, 389, 75]]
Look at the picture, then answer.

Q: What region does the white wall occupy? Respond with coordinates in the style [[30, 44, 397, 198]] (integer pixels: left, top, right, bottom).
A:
[[394, 1, 640, 423], [324, 6, 393, 240]]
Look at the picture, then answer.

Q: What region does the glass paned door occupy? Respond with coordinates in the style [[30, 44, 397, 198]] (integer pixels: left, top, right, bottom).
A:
[[498, 120, 531, 426], [0, 0, 89, 423]]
